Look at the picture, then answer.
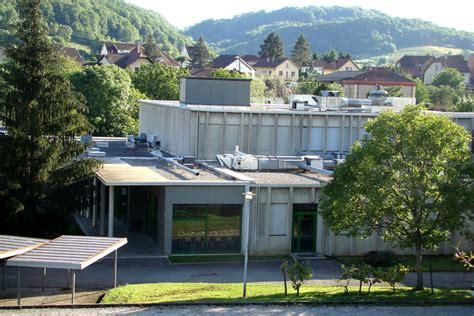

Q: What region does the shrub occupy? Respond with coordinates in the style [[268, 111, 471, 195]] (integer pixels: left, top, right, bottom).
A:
[[285, 260, 313, 296], [379, 264, 410, 293], [363, 251, 398, 267]]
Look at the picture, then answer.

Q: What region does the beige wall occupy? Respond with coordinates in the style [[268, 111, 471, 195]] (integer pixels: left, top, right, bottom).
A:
[[127, 58, 152, 72], [255, 60, 299, 81]]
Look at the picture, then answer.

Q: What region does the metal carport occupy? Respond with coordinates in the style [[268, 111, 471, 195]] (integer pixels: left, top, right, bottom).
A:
[[6, 235, 127, 305], [0, 235, 48, 290]]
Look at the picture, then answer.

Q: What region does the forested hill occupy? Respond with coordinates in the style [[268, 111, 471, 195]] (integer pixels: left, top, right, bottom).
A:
[[0, 0, 191, 55], [185, 6, 474, 58]]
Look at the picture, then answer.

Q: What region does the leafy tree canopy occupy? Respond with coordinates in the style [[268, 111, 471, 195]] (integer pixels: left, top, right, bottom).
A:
[[70, 65, 143, 136], [431, 67, 466, 90], [320, 105, 474, 290], [210, 68, 247, 78], [131, 63, 189, 100]]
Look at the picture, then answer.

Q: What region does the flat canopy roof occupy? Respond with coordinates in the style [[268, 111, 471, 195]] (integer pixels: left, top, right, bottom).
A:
[[0, 235, 48, 260], [7, 235, 127, 270]]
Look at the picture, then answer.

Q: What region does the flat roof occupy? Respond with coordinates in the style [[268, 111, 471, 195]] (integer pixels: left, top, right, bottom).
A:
[[239, 171, 325, 187], [0, 235, 48, 260], [96, 157, 249, 186], [7, 235, 127, 270], [140, 100, 474, 119]]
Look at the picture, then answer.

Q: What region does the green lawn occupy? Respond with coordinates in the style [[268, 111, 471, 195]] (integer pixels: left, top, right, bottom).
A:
[[168, 254, 292, 264], [102, 283, 472, 304], [337, 255, 467, 272]]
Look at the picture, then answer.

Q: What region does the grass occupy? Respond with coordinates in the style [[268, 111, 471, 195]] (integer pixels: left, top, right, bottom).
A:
[[168, 254, 292, 264], [337, 255, 467, 272], [101, 283, 472, 304]]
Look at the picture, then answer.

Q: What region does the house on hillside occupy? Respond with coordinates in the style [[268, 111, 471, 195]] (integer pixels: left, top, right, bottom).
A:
[[97, 42, 180, 70], [60, 47, 84, 64], [317, 67, 416, 98], [395, 55, 434, 79], [468, 55, 474, 90], [242, 56, 299, 81], [212, 55, 255, 77], [178, 45, 195, 68], [96, 45, 153, 71], [311, 58, 360, 76], [423, 55, 470, 86]]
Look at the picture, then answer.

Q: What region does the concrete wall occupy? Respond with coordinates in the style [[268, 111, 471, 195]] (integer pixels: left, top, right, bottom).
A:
[[140, 102, 474, 160]]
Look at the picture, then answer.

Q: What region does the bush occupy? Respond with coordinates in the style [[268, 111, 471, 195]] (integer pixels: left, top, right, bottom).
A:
[[363, 251, 398, 267], [379, 264, 410, 293], [283, 260, 313, 296]]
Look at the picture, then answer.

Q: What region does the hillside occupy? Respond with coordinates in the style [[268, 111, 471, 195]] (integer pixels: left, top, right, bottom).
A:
[[184, 6, 474, 58], [355, 46, 474, 67], [0, 0, 191, 56]]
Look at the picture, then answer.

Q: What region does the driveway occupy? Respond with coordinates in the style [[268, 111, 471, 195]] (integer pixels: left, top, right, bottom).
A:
[[1, 257, 472, 290]]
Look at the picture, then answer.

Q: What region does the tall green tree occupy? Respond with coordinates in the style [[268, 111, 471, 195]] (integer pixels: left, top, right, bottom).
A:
[[291, 34, 312, 67], [190, 36, 211, 69], [210, 68, 246, 78], [320, 106, 474, 291], [70, 65, 142, 137], [143, 33, 160, 61], [132, 63, 189, 100], [258, 32, 284, 60], [414, 78, 429, 104], [0, 0, 96, 236], [432, 68, 465, 91]]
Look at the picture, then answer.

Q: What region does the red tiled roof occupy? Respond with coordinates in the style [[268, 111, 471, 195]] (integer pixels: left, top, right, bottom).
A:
[[312, 58, 357, 70], [396, 55, 433, 78], [428, 55, 470, 73], [342, 67, 415, 86], [60, 47, 84, 63]]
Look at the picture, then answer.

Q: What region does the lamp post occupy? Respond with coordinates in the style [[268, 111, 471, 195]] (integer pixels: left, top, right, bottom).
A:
[[242, 183, 254, 298]]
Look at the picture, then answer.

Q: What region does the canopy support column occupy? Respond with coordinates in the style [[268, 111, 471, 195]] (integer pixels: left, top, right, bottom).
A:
[[113, 250, 118, 288], [16, 267, 21, 306], [92, 178, 97, 227], [70, 270, 76, 305], [108, 186, 115, 237], [2, 259, 5, 290], [42, 268, 46, 292], [100, 182, 106, 236]]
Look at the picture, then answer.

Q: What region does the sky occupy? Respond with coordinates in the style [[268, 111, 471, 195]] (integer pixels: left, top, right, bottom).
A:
[[126, 0, 474, 32]]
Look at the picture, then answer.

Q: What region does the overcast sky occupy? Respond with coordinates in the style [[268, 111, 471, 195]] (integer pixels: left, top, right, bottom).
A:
[[125, 0, 474, 32]]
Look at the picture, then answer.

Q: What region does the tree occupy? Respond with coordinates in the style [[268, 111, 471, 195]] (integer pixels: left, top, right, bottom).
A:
[[250, 77, 267, 103], [282, 260, 313, 296], [132, 63, 189, 100], [0, 0, 96, 236], [70, 65, 142, 136], [258, 32, 284, 60], [432, 68, 465, 91], [427, 85, 459, 111], [291, 34, 312, 67], [190, 36, 211, 69], [385, 86, 403, 97], [414, 78, 429, 104], [143, 33, 159, 61], [320, 106, 474, 290], [455, 97, 474, 112]]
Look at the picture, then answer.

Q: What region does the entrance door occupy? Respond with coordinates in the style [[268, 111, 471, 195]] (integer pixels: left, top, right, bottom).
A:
[[292, 204, 317, 253]]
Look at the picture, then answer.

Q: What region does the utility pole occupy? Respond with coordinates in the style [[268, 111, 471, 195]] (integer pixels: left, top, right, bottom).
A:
[[242, 183, 254, 298]]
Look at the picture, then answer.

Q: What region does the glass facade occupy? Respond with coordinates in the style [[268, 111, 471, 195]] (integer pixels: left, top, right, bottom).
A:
[[292, 204, 318, 253], [172, 204, 241, 254]]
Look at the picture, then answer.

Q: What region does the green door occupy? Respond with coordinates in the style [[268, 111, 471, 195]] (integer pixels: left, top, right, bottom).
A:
[[292, 204, 317, 253]]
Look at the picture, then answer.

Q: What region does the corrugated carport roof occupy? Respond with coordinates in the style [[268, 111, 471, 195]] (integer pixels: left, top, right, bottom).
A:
[[0, 235, 48, 259], [7, 235, 127, 270]]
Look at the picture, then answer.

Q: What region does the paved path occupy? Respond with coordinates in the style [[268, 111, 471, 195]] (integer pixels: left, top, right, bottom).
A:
[[1, 305, 473, 315], [1, 258, 473, 291]]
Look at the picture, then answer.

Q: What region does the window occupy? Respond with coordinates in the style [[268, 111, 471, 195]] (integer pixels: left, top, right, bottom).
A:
[[291, 71, 296, 77], [279, 71, 284, 76], [346, 67, 352, 71], [286, 63, 289, 68], [270, 204, 288, 236], [269, 70, 272, 75], [172, 204, 241, 253]]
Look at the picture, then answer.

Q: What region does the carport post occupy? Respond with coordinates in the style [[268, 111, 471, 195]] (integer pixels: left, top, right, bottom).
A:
[[113, 250, 117, 288], [92, 177, 97, 226], [242, 183, 252, 298], [42, 268, 46, 292], [71, 270, 76, 304], [16, 267, 20, 306], [2, 259, 5, 290], [100, 182, 106, 236], [67, 269, 70, 288], [108, 185, 115, 237]]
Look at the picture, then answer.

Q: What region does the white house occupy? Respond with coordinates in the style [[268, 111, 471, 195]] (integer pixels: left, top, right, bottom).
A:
[[423, 55, 471, 86], [212, 55, 256, 77]]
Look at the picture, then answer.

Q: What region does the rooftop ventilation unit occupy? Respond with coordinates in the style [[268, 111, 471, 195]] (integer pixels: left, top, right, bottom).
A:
[[180, 77, 251, 106]]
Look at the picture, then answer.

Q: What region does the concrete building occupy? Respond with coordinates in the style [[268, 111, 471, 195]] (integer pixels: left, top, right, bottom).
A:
[[84, 78, 474, 258]]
